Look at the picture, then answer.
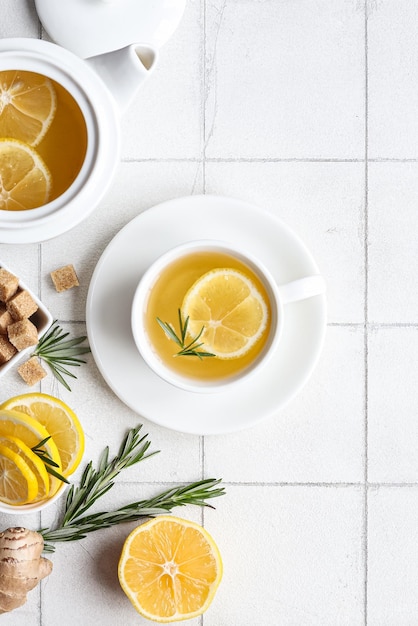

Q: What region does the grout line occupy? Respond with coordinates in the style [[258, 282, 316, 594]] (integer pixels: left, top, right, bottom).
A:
[[368, 157, 418, 162], [201, 8, 206, 625], [115, 479, 418, 488], [330, 322, 418, 329], [119, 156, 418, 164], [364, 2, 369, 623], [120, 157, 366, 164], [202, 0, 207, 196], [58, 318, 418, 329], [38, 244, 42, 297], [200, 436, 205, 481]]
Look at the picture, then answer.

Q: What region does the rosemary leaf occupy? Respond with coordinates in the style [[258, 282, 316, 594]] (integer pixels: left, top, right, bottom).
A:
[[31, 437, 70, 484], [41, 479, 225, 551], [32, 320, 90, 391], [43, 465, 70, 484], [156, 318, 183, 348], [157, 309, 215, 359]]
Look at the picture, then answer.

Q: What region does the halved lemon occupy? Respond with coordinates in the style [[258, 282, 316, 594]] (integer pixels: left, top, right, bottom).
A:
[[0, 408, 62, 496], [118, 516, 223, 623], [0, 70, 56, 146], [0, 435, 49, 501], [0, 393, 84, 477], [182, 268, 269, 359], [0, 138, 52, 211], [0, 443, 38, 505]]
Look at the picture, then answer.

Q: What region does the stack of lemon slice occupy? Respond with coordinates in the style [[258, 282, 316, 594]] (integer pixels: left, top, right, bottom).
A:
[[0, 393, 84, 506], [0, 70, 56, 210]]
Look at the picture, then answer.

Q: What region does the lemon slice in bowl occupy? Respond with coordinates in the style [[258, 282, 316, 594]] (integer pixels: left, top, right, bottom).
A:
[[0, 138, 52, 211], [0, 393, 84, 477], [182, 268, 269, 359], [0, 443, 38, 505], [118, 516, 222, 622], [0, 70, 56, 146], [0, 435, 49, 501], [0, 408, 62, 497]]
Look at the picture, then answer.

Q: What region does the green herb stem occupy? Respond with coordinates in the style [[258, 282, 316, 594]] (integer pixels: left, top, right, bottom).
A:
[[40, 479, 225, 552], [157, 309, 216, 359], [31, 437, 69, 484], [32, 320, 91, 391], [39, 425, 225, 552]]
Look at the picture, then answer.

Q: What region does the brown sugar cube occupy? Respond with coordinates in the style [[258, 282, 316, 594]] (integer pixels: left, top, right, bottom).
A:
[[17, 357, 47, 386], [50, 265, 79, 293], [6, 289, 38, 321], [0, 268, 19, 302], [0, 304, 13, 334], [7, 319, 38, 351], [0, 335, 17, 364]]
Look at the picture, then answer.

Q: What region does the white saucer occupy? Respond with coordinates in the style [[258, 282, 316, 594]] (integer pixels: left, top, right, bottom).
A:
[[86, 195, 327, 435]]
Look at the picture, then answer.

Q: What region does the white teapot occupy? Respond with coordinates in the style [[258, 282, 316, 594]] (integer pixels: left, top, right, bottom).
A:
[[0, 0, 186, 243]]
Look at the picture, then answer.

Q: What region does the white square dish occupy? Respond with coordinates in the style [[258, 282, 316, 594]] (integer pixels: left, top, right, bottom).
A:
[[0, 261, 53, 381]]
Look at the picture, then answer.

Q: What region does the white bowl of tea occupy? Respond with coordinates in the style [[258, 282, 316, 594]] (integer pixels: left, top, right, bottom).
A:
[[0, 37, 156, 243]]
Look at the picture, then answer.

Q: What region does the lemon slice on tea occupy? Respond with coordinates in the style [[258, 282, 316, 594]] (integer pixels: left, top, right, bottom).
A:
[[0, 138, 52, 211], [1, 393, 84, 477], [0, 70, 56, 146], [118, 516, 223, 622], [182, 268, 269, 359], [0, 443, 38, 505]]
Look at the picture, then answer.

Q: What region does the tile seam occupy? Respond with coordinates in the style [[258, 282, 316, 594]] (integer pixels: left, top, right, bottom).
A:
[[201, 6, 206, 626], [57, 319, 418, 327], [114, 480, 418, 488], [202, 0, 207, 198], [364, 3, 370, 624], [120, 157, 366, 163], [119, 157, 418, 163]]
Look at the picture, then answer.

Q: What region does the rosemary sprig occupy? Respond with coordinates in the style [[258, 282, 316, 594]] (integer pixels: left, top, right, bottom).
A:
[[32, 320, 91, 391], [157, 309, 215, 359], [39, 425, 225, 552], [31, 436, 69, 484]]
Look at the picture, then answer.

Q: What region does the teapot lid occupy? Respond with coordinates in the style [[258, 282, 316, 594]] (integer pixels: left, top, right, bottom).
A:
[[34, 0, 186, 58]]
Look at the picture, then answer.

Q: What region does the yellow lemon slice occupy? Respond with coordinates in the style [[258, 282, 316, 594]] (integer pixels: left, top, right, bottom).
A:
[[0, 138, 52, 211], [0, 408, 62, 497], [118, 516, 223, 623], [182, 268, 269, 359], [0, 443, 38, 505], [0, 393, 84, 477], [0, 70, 56, 146], [0, 435, 49, 502]]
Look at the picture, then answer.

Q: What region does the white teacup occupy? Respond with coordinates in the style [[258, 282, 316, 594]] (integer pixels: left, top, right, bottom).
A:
[[131, 240, 326, 393]]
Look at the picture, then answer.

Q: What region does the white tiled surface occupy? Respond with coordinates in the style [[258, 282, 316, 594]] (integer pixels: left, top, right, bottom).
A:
[[1, 1, 418, 624]]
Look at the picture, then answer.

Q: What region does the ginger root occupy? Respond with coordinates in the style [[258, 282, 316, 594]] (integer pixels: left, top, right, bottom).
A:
[[0, 527, 52, 613]]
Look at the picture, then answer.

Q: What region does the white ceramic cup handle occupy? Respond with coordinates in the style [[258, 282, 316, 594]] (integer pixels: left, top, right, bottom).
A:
[[278, 275, 326, 304]]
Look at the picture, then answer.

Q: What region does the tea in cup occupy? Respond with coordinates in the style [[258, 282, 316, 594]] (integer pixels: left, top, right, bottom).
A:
[[131, 240, 326, 393]]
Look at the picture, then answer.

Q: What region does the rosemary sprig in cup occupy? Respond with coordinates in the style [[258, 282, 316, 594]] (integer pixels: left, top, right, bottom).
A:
[[32, 320, 90, 391], [157, 309, 215, 359], [40, 424, 225, 552]]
